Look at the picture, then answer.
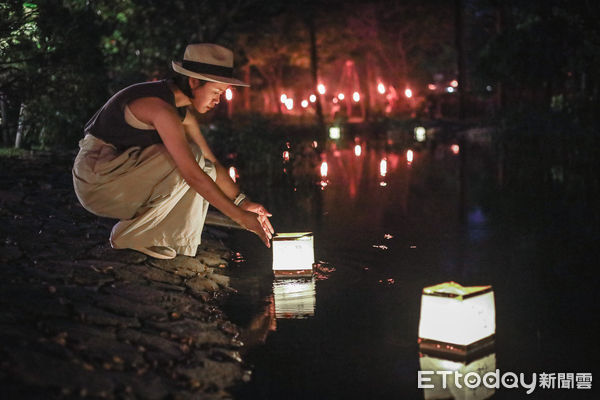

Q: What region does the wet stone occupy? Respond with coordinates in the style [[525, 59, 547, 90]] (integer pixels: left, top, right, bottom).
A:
[[73, 303, 141, 328], [114, 263, 183, 286], [149, 256, 207, 278], [88, 244, 148, 264], [196, 249, 229, 268], [118, 329, 183, 359], [186, 276, 220, 293]]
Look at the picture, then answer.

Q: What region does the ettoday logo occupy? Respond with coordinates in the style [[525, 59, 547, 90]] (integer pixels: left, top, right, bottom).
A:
[[418, 370, 592, 394]]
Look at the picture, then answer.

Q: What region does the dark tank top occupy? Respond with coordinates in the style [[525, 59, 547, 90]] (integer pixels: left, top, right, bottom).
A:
[[84, 80, 186, 150]]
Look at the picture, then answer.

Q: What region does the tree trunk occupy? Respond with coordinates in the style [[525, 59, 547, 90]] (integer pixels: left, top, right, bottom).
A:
[[454, 0, 467, 120], [0, 94, 8, 146], [305, 12, 326, 141], [14, 103, 25, 149]]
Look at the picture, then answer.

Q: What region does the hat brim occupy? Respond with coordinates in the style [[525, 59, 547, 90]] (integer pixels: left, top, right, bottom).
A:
[[172, 61, 249, 87]]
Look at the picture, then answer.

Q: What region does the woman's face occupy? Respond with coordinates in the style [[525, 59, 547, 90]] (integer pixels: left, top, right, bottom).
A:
[[190, 79, 229, 113]]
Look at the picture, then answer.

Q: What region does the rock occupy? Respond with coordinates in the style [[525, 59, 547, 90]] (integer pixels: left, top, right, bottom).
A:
[[114, 263, 183, 286], [73, 303, 141, 328], [88, 244, 148, 264], [149, 256, 207, 278], [186, 276, 220, 293], [196, 249, 228, 268]]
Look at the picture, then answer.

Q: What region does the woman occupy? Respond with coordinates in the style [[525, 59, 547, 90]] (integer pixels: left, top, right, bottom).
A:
[[73, 43, 273, 259]]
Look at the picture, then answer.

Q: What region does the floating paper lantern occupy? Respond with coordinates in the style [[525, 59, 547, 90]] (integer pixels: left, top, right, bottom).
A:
[[418, 282, 495, 353], [273, 277, 316, 319], [272, 232, 315, 276], [419, 351, 496, 400]]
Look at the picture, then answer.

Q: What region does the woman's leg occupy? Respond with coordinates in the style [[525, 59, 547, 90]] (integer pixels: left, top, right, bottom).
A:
[[73, 134, 216, 258]]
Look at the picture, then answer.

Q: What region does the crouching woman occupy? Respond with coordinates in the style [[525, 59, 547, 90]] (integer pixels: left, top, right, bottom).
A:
[[72, 43, 273, 259]]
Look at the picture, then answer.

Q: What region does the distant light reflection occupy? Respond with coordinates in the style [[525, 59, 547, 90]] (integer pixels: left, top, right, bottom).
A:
[[354, 144, 362, 157], [320, 160, 328, 178], [380, 158, 387, 177]]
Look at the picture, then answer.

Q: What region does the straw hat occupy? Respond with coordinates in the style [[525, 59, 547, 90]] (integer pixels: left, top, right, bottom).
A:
[[172, 43, 249, 87]]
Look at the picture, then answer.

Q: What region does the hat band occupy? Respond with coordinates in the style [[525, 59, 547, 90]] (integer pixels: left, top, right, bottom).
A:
[[182, 60, 233, 78]]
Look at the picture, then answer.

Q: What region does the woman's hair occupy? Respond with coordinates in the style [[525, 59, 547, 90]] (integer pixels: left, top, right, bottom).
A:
[[169, 73, 207, 98]]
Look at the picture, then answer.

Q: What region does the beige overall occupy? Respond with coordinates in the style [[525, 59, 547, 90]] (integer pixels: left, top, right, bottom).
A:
[[72, 107, 216, 258]]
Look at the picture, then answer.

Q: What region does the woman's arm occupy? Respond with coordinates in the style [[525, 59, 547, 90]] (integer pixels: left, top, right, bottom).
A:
[[182, 111, 240, 200], [129, 97, 272, 246]]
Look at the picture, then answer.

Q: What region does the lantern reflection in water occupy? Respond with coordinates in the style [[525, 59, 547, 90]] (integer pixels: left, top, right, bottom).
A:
[[272, 232, 314, 276], [419, 351, 496, 400], [273, 277, 316, 319], [418, 282, 495, 354]]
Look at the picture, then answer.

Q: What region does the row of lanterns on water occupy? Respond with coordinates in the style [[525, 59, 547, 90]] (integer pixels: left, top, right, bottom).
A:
[[268, 233, 496, 398]]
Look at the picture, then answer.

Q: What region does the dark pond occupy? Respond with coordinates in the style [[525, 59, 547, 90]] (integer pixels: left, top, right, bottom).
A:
[[223, 137, 597, 400]]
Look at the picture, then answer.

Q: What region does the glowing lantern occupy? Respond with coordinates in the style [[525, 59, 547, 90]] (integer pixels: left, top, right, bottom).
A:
[[309, 94, 317, 103], [450, 79, 459, 88], [225, 88, 233, 101], [380, 158, 387, 177], [317, 83, 326, 95], [285, 98, 294, 110], [329, 126, 341, 140], [406, 149, 414, 163], [414, 126, 426, 142], [354, 144, 362, 157], [405, 88, 413, 98], [446, 87, 455, 93], [377, 82, 386, 94], [418, 282, 496, 350], [272, 232, 315, 275], [228, 166, 237, 182], [352, 92, 360, 102], [419, 351, 496, 399], [312, 140, 318, 149], [337, 93, 345, 101], [428, 84, 437, 91], [282, 150, 290, 162], [320, 161, 328, 178], [301, 100, 309, 108], [280, 94, 287, 103], [273, 277, 316, 318], [451, 144, 460, 155]]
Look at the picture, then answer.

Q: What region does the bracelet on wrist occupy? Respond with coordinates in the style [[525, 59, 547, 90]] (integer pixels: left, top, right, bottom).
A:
[[234, 192, 247, 206]]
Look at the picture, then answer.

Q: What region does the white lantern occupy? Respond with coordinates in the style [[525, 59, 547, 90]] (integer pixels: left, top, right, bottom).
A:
[[419, 351, 496, 400], [418, 282, 495, 352], [273, 277, 316, 319], [272, 232, 315, 276]]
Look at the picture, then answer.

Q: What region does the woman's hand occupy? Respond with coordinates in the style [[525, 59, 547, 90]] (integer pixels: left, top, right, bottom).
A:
[[240, 200, 275, 239], [237, 210, 273, 248]]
